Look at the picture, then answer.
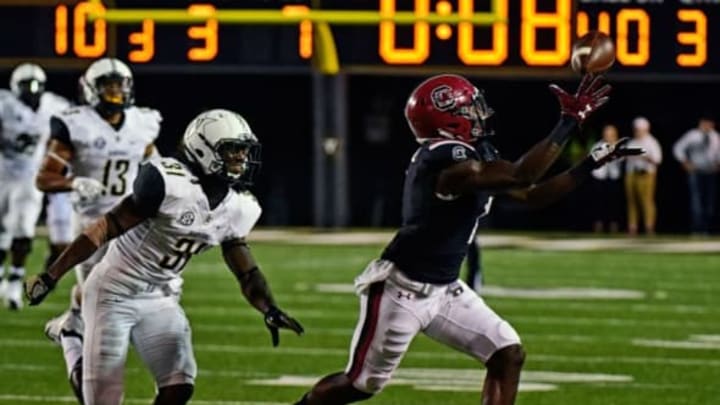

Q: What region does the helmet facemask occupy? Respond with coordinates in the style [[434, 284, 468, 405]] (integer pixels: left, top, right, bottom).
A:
[[452, 89, 495, 140], [213, 138, 262, 186], [15, 79, 45, 108], [93, 74, 133, 117]]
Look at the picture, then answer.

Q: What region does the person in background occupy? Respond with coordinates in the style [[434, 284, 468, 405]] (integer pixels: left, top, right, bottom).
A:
[[624, 116, 662, 236], [591, 124, 624, 233], [35, 57, 161, 404], [0, 63, 70, 310], [673, 115, 720, 235]]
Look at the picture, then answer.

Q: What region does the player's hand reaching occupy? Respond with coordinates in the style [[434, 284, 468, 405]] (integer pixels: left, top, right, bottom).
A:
[[24, 272, 57, 306], [549, 74, 611, 123], [264, 305, 304, 347], [589, 137, 645, 167]]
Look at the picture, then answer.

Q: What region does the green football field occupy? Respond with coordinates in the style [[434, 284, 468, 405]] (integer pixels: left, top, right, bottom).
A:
[[1, 236, 719, 405]]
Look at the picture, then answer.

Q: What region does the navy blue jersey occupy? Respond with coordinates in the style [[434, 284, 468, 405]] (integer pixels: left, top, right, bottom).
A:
[[381, 140, 493, 284]]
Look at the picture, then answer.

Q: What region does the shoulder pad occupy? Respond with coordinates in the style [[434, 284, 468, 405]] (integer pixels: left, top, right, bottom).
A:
[[154, 158, 191, 178], [129, 106, 162, 142], [227, 191, 263, 239], [424, 140, 478, 164], [134, 106, 162, 123]]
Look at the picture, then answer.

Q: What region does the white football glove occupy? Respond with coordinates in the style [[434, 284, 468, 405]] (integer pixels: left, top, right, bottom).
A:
[[71, 177, 106, 204]]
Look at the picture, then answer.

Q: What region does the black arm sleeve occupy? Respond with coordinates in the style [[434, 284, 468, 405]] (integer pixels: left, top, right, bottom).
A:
[[50, 116, 73, 151], [548, 115, 579, 146], [131, 164, 165, 217]]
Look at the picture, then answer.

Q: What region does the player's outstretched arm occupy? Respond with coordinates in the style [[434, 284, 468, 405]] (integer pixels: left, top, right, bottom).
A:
[[506, 137, 644, 208], [24, 195, 148, 305], [511, 74, 611, 183], [35, 139, 74, 192], [222, 240, 304, 347], [437, 74, 611, 196]]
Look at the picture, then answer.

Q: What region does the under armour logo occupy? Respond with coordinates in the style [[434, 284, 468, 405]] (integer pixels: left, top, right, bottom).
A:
[[397, 291, 413, 300], [578, 104, 593, 120]]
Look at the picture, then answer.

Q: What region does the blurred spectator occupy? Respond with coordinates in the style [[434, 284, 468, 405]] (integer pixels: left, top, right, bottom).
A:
[[672, 115, 720, 235], [625, 117, 662, 236], [591, 124, 624, 233]]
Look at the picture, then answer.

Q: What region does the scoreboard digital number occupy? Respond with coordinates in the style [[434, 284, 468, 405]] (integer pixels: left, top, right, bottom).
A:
[[327, 0, 718, 76], [0, 0, 718, 78]]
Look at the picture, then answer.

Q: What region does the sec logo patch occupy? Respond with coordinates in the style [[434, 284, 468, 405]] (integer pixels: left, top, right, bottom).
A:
[[452, 146, 468, 161], [179, 211, 195, 226]]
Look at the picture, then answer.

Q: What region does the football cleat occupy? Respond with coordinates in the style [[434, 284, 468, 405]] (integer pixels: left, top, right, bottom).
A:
[[5, 279, 23, 310], [45, 309, 84, 345]]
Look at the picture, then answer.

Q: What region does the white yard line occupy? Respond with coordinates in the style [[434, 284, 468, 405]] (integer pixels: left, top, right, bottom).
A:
[[244, 229, 720, 253], [5, 340, 717, 368]]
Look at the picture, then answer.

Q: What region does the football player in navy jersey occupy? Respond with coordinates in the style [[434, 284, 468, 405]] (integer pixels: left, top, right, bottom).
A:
[[293, 74, 642, 405]]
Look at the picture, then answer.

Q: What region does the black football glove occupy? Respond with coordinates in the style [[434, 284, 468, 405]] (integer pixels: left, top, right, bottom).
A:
[[264, 305, 304, 347], [589, 137, 645, 168], [24, 272, 57, 306], [549, 74, 611, 123]]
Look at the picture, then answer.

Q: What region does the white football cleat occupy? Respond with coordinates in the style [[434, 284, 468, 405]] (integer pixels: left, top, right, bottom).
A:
[[45, 309, 84, 345], [5, 279, 23, 310]]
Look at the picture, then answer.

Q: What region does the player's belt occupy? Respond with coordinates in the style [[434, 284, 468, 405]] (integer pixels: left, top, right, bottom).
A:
[[389, 270, 462, 298]]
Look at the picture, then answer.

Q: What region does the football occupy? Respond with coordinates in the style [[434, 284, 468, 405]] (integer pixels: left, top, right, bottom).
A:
[[571, 31, 615, 74]]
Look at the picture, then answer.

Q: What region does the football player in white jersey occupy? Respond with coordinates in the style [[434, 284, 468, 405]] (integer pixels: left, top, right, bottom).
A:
[[25, 109, 304, 405], [34, 57, 160, 402], [0, 63, 70, 310]]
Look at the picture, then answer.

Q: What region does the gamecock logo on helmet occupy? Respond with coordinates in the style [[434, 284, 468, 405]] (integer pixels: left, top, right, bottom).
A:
[[430, 85, 456, 111]]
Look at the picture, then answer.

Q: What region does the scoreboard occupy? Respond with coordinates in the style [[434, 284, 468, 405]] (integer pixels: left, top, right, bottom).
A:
[[0, 0, 718, 78]]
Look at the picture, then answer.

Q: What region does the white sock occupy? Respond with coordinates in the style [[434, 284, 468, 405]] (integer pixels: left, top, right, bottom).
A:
[[9, 266, 25, 280], [60, 335, 83, 376]]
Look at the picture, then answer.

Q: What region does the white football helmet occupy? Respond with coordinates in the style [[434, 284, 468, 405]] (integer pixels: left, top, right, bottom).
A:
[[183, 109, 261, 185], [79, 57, 134, 112], [10, 63, 46, 102]]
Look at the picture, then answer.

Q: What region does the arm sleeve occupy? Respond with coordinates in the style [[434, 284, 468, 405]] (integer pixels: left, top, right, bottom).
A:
[[50, 116, 73, 151], [131, 163, 166, 218]]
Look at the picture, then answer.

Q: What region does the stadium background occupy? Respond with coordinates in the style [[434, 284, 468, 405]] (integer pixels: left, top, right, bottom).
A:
[[1, 73, 713, 233], [2, 0, 720, 233]]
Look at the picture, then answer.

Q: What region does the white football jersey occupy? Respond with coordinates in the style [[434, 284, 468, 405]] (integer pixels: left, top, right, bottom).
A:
[[0, 90, 70, 180], [55, 105, 161, 216], [102, 157, 262, 288]]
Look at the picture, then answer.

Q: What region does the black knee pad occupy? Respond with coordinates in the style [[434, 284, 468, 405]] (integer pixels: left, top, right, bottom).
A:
[[487, 344, 526, 373], [154, 383, 194, 405], [11, 238, 32, 257], [69, 357, 84, 405]]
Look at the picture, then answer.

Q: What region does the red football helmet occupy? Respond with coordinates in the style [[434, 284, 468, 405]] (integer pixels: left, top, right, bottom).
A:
[[405, 74, 494, 143]]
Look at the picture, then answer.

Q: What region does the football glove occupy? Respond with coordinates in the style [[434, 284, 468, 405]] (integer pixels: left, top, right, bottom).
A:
[[24, 272, 57, 306], [264, 305, 304, 347], [71, 177, 106, 205], [549, 74, 611, 123], [589, 137, 645, 168]]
